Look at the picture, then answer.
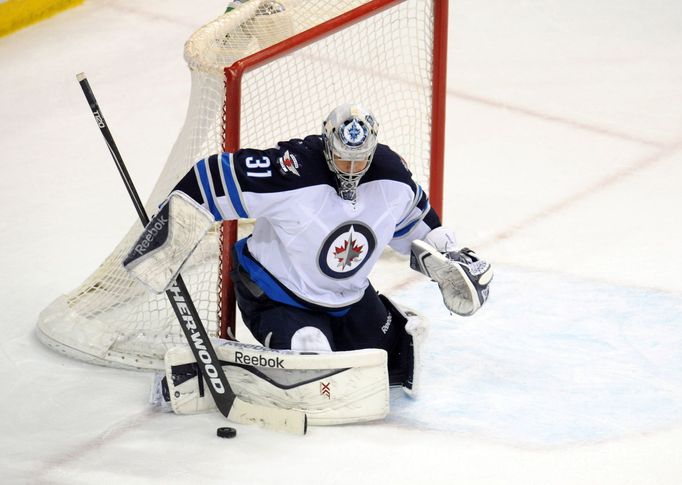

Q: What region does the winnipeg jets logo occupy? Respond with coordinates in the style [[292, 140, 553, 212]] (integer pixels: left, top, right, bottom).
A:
[[277, 150, 300, 176], [340, 118, 368, 147], [318, 222, 376, 279], [333, 227, 364, 270]]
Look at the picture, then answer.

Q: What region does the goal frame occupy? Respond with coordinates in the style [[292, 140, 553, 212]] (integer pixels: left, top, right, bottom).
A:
[[219, 0, 449, 339]]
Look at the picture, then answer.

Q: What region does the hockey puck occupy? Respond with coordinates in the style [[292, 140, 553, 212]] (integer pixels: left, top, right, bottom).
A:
[[216, 426, 237, 439]]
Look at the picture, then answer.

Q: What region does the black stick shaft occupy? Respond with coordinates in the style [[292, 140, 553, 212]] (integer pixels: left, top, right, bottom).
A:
[[76, 72, 235, 417], [77, 73, 150, 226]]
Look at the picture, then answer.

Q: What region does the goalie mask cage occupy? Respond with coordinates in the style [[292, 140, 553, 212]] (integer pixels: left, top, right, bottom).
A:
[[37, 0, 448, 370]]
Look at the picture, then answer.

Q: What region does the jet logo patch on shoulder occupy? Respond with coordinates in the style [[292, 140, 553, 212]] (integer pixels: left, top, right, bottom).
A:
[[318, 222, 376, 279], [277, 150, 300, 176]]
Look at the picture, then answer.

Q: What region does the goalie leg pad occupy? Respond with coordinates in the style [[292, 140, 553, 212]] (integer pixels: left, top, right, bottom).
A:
[[403, 308, 428, 398], [379, 294, 429, 398], [123, 192, 214, 293], [159, 340, 389, 426]]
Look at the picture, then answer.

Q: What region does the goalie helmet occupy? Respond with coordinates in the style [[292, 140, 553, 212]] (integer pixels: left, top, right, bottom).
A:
[[322, 103, 379, 202]]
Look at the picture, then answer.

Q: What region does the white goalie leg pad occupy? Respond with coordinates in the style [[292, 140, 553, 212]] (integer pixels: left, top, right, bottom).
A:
[[403, 308, 428, 398], [123, 192, 214, 293], [161, 340, 389, 426]]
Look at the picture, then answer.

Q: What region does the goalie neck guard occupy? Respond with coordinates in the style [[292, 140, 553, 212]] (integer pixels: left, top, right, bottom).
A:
[[322, 103, 379, 202]]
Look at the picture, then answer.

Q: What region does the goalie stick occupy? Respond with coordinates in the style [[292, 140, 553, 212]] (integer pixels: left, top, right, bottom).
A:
[[76, 72, 307, 435]]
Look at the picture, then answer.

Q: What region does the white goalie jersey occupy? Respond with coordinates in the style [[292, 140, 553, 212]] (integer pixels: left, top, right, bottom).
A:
[[173, 135, 442, 312]]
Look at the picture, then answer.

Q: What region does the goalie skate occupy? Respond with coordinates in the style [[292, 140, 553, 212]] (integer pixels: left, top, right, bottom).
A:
[[410, 240, 492, 316]]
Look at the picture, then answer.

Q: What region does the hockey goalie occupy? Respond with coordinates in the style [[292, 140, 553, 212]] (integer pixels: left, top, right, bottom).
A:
[[126, 103, 493, 425]]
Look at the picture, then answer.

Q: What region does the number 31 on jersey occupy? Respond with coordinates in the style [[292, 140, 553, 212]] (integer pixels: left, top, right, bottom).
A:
[[245, 156, 271, 177]]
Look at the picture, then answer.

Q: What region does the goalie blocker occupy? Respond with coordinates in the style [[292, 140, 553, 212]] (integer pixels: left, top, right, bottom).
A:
[[123, 192, 214, 293], [152, 304, 428, 425]]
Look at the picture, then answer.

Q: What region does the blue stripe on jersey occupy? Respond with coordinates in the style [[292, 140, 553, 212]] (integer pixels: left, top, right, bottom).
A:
[[236, 240, 307, 310], [196, 159, 222, 220], [221, 153, 248, 218], [394, 218, 420, 238], [396, 184, 423, 229], [235, 238, 350, 317], [416, 184, 424, 207], [394, 185, 430, 237]]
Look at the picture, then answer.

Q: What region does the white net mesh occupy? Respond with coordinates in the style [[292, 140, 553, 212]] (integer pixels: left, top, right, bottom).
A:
[[37, 0, 440, 370]]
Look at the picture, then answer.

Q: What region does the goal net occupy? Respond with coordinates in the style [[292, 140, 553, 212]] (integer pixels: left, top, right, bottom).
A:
[[37, 0, 448, 370]]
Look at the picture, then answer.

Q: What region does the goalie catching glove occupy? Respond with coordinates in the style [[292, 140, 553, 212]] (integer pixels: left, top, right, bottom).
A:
[[410, 227, 493, 316]]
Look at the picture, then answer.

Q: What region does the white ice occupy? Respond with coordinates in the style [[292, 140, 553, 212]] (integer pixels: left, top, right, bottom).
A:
[[1, 0, 682, 483]]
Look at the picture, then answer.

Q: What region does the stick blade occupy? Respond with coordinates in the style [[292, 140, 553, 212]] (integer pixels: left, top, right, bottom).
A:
[[227, 398, 307, 435]]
